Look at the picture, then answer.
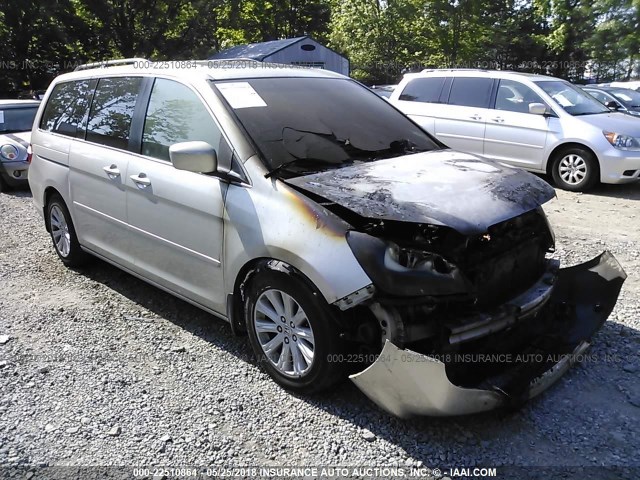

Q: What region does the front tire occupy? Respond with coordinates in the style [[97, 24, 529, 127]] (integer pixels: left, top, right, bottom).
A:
[[46, 194, 89, 267], [551, 147, 599, 192], [244, 262, 345, 393]]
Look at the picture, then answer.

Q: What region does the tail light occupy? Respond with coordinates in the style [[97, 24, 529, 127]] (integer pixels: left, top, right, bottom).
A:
[[27, 144, 33, 163]]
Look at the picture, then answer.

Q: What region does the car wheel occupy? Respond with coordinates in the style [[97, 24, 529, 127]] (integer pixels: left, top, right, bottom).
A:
[[244, 262, 345, 393], [46, 194, 89, 267], [551, 147, 599, 192], [0, 176, 8, 193]]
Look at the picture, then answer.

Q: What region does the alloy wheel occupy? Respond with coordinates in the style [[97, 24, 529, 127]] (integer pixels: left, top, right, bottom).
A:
[[253, 289, 316, 377], [558, 154, 588, 186], [50, 205, 71, 257]]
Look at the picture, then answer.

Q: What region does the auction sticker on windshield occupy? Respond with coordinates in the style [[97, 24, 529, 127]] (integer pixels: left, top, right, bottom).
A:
[[216, 82, 267, 109]]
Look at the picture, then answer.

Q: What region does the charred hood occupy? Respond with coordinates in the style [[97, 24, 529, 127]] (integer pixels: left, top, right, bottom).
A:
[[285, 150, 556, 235]]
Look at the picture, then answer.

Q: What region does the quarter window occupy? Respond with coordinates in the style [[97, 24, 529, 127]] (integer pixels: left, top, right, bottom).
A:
[[142, 79, 223, 162], [86, 77, 142, 150], [495, 79, 546, 114], [399, 77, 445, 103], [40, 80, 92, 137], [447, 78, 493, 108]]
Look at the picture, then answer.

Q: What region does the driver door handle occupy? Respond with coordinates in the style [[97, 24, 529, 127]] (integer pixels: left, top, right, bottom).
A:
[[130, 173, 151, 188], [470, 114, 482, 121]]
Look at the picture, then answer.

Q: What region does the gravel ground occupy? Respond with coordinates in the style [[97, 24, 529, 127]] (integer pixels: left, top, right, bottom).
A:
[[1, 183, 639, 479]]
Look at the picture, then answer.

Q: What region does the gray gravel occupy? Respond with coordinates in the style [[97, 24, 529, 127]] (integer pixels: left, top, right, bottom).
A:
[[1, 184, 639, 478]]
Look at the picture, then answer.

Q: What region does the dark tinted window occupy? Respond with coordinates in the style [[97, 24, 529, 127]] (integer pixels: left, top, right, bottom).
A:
[[40, 80, 91, 137], [447, 78, 493, 108], [399, 77, 445, 102], [86, 77, 141, 149], [0, 106, 38, 134], [142, 79, 223, 162], [212, 77, 440, 176]]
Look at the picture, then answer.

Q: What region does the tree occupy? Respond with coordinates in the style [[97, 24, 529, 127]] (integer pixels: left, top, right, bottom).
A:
[[329, 0, 423, 84], [415, 0, 496, 68], [329, 0, 551, 84], [0, 0, 86, 93], [479, 0, 549, 72], [71, 0, 199, 59], [240, 0, 331, 42], [533, 0, 595, 80], [586, 0, 640, 81]]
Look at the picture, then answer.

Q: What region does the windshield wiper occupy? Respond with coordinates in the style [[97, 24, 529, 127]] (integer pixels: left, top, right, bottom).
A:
[[264, 157, 343, 179], [265, 129, 430, 179], [386, 138, 427, 156], [572, 111, 609, 116], [265, 158, 307, 179]]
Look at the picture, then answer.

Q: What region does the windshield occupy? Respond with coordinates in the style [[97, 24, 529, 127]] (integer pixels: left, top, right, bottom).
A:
[[211, 77, 441, 177], [536, 81, 609, 116], [0, 106, 38, 134], [610, 88, 640, 107]]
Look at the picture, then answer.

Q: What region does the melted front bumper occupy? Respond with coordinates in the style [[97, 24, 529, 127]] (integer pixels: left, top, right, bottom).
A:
[[350, 252, 626, 418]]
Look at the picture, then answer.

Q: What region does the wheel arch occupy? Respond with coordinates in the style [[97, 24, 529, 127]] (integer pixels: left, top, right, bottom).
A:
[[43, 186, 63, 232], [545, 142, 600, 177], [229, 257, 323, 336]]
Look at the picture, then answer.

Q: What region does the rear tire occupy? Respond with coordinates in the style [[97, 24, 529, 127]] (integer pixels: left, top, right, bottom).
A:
[[46, 194, 89, 267], [551, 147, 599, 192], [244, 261, 345, 394]]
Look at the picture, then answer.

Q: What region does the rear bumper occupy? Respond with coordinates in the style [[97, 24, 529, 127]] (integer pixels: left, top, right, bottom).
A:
[[350, 251, 626, 417]]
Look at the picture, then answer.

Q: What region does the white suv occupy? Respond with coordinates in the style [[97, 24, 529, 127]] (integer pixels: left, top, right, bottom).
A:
[[389, 69, 640, 191]]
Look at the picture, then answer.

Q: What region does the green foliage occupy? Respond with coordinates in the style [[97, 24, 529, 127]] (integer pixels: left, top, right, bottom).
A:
[[329, 0, 554, 84], [0, 0, 638, 93], [328, 0, 423, 83], [586, 0, 640, 81], [0, 0, 86, 93]]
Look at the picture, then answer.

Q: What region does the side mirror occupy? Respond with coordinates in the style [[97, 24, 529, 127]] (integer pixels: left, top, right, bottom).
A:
[[169, 141, 217, 173], [529, 103, 548, 115], [605, 100, 621, 110]]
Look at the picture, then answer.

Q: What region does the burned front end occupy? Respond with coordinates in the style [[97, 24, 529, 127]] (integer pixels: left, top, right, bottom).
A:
[[286, 151, 626, 417], [342, 211, 625, 417]]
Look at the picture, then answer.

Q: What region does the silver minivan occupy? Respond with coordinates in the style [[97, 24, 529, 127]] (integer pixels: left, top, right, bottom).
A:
[[28, 60, 625, 417], [389, 69, 640, 191]]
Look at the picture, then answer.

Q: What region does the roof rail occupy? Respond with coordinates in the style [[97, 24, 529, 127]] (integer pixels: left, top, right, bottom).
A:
[[74, 58, 148, 71], [421, 68, 488, 73]]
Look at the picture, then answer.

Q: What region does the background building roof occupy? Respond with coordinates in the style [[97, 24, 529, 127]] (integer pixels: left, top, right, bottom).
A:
[[209, 36, 309, 60]]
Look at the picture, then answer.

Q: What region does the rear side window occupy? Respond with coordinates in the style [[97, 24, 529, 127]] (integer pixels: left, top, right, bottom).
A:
[[40, 80, 91, 137], [447, 78, 493, 108], [399, 77, 445, 103], [142, 79, 223, 162], [86, 77, 142, 150]]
